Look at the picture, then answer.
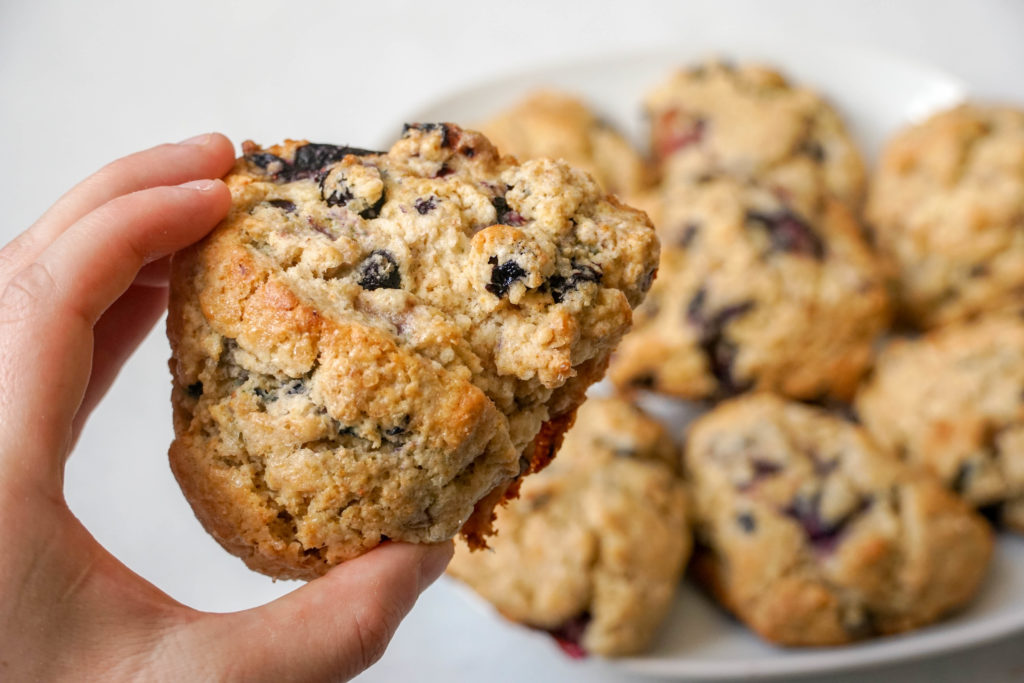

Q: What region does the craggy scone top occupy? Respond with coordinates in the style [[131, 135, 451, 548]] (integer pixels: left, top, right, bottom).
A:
[[167, 124, 659, 579]]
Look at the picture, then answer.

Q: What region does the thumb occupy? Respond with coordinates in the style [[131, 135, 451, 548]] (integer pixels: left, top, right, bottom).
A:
[[187, 542, 453, 683]]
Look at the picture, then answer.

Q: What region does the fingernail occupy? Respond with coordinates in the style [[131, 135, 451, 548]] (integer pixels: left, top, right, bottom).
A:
[[179, 179, 219, 191], [178, 133, 211, 146], [417, 542, 454, 590]]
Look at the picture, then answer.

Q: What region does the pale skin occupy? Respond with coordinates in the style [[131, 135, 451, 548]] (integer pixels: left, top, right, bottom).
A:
[[0, 133, 453, 682]]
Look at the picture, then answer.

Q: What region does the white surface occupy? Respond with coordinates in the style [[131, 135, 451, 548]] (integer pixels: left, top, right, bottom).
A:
[[3, 1, 1024, 681]]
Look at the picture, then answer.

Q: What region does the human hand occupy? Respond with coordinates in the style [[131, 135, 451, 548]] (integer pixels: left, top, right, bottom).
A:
[[0, 134, 453, 682]]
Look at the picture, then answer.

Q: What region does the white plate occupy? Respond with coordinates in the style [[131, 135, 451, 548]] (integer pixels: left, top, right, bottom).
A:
[[405, 42, 1024, 679]]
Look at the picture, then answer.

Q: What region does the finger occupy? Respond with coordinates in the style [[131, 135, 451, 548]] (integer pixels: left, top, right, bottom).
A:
[[0, 180, 230, 487], [71, 282, 169, 441], [0, 133, 235, 287], [190, 542, 453, 683]]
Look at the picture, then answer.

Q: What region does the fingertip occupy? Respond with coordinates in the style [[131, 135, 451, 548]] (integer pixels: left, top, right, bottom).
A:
[[416, 541, 454, 591]]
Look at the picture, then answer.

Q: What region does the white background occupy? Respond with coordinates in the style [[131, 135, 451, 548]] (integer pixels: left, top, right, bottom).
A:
[[2, 1, 1024, 680]]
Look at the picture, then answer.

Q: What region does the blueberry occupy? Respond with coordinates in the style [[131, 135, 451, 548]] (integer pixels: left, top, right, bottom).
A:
[[267, 198, 296, 213], [952, 460, 978, 495], [338, 425, 358, 437], [358, 250, 402, 290], [745, 210, 825, 259], [491, 196, 525, 226], [248, 143, 380, 182], [319, 169, 386, 219], [284, 380, 306, 395], [186, 381, 203, 398], [801, 140, 826, 162], [485, 256, 527, 298], [545, 612, 591, 660], [687, 288, 756, 395], [783, 492, 868, 553], [253, 387, 273, 401], [679, 222, 700, 247], [402, 122, 454, 147], [548, 262, 602, 304], [630, 373, 656, 389], [737, 511, 757, 533], [248, 152, 286, 170], [384, 415, 411, 441], [292, 143, 377, 179], [414, 197, 437, 214]]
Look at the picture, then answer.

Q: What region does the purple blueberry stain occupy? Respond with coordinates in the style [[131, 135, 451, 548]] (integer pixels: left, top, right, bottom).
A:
[[745, 209, 825, 259], [783, 491, 868, 553], [687, 288, 756, 395], [491, 196, 526, 226], [546, 612, 591, 660]]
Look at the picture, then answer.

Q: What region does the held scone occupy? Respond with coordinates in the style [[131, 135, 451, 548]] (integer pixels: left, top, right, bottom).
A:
[[685, 395, 993, 646], [866, 104, 1024, 327], [447, 397, 690, 657], [857, 316, 1024, 529], [167, 123, 659, 580]]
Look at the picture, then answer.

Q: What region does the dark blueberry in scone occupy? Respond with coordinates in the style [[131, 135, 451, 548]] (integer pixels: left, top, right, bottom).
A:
[[357, 250, 402, 291], [547, 262, 602, 304], [414, 196, 437, 214], [491, 195, 525, 226], [485, 257, 527, 298], [685, 394, 993, 646], [745, 209, 825, 259]]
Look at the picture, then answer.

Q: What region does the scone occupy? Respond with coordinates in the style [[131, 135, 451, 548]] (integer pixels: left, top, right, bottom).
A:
[[857, 316, 1024, 529], [447, 397, 689, 657], [480, 90, 651, 199], [645, 60, 866, 216], [686, 394, 993, 646], [867, 104, 1024, 327], [609, 176, 889, 401], [167, 123, 659, 580]]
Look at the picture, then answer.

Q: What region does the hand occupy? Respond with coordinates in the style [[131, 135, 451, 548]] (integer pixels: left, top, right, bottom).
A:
[[0, 134, 453, 682]]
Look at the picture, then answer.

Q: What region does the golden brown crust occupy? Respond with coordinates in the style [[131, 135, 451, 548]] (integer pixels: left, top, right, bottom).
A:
[[167, 124, 658, 579]]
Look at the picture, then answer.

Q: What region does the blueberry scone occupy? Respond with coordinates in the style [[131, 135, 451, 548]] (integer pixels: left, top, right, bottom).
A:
[[686, 394, 993, 646], [867, 104, 1024, 327], [167, 124, 659, 580], [447, 397, 689, 657], [857, 316, 1024, 530], [645, 60, 866, 216], [480, 90, 651, 199], [609, 176, 889, 401]]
